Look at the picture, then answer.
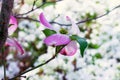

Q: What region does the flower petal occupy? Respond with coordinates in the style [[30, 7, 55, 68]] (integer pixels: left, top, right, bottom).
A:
[[6, 38, 24, 55], [66, 16, 80, 35], [8, 16, 18, 35], [39, 12, 53, 29], [44, 34, 71, 46], [60, 41, 77, 56]]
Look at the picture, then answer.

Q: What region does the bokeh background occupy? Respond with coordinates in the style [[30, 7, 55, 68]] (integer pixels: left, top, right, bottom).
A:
[[0, 0, 120, 80]]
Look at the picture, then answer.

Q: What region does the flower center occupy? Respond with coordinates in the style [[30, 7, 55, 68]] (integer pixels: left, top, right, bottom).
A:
[[59, 28, 68, 34]]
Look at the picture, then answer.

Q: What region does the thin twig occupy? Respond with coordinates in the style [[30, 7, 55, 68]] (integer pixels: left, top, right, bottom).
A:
[[16, 14, 60, 22], [16, 0, 62, 16], [2, 47, 6, 80], [16, 3, 44, 16], [16, 4, 120, 26], [16, 16, 39, 22], [31, 0, 38, 10], [50, 4, 120, 26], [9, 46, 62, 80]]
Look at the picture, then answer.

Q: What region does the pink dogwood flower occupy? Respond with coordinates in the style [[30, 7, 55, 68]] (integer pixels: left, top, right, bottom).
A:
[[5, 16, 24, 54], [39, 13, 79, 56], [44, 34, 71, 46], [60, 41, 77, 56], [39, 13, 53, 29], [8, 16, 18, 35]]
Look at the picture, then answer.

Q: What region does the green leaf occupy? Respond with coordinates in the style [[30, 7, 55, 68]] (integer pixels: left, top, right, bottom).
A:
[[88, 43, 99, 49], [43, 29, 56, 37], [94, 53, 102, 59], [59, 28, 68, 34], [41, 2, 56, 8], [70, 35, 88, 57]]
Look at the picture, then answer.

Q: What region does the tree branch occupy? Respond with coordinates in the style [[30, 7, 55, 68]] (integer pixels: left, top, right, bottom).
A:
[[50, 4, 120, 26], [0, 0, 14, 51], [9, 45, 63, 80], [16, 0, 63, 16], [31, 0, 38, 10], [9, 53, 58, 80], [16, 4, 120, 26]]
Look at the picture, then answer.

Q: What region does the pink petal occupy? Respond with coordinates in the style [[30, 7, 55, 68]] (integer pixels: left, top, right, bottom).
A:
[[39, 12, 53, 29], [66, 16, 80, 35], [60, 41, 77, 56], [6, 38, 24, 55], [44, 34, 71, 46], [8, 16, 18, 35]]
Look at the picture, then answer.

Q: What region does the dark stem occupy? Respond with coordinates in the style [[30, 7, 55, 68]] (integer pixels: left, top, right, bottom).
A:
[[50, 4, 120, 26], [16, 0, 62, 16], [32, 0, 38, 10], [3, 62, 6, 80], [16, 4, 120, 26], [9, 46, 62, 80], [2, 47, 6, 80]]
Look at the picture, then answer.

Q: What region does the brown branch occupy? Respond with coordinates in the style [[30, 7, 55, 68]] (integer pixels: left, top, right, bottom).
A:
[[9, 51, 58, 80], [31, 0, 38, 10], [50, 4, 120, 26], [16, 16, 39, 22], [16, 4, 120, 26], [0, 0, 14, 51], [16, 0, 63, 16], [9, 45, 64, 80], [16, 3, 44, 16]]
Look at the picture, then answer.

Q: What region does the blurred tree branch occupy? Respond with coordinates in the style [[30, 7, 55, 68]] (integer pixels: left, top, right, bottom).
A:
[[16, 0, 62, 16], [52, 4, 120, 26], [0, 0, 14, 52], [16, 4, 120, 26], [32, 0, 38, 10], [0, 0, 14, 80], [9, 46, 63, 80]]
